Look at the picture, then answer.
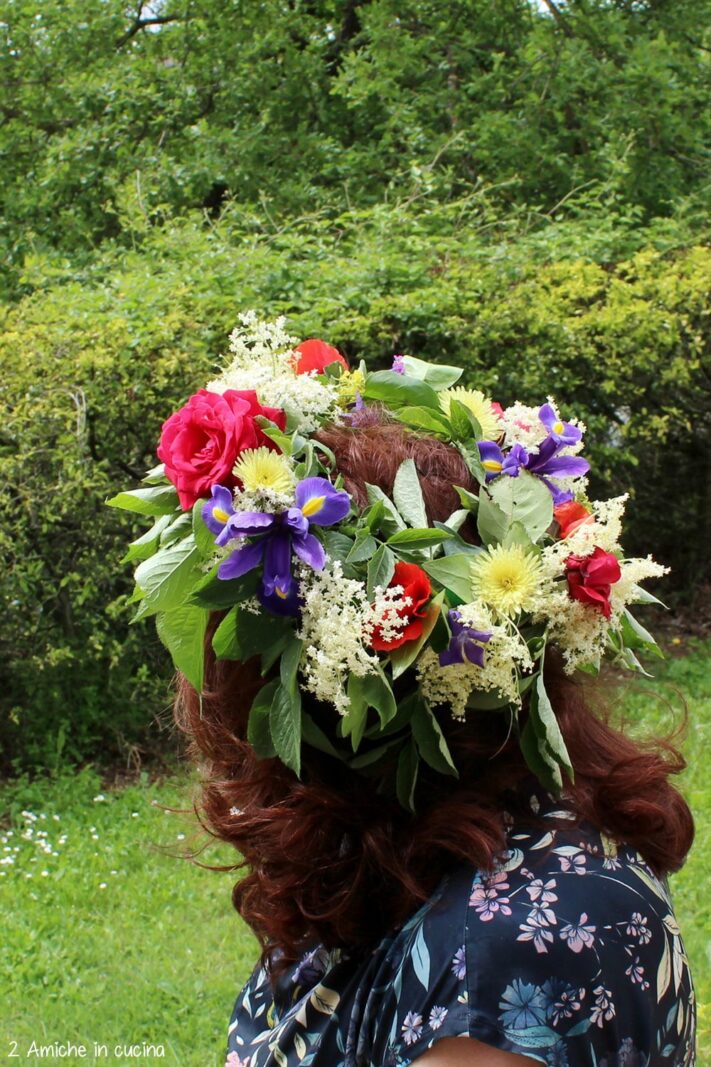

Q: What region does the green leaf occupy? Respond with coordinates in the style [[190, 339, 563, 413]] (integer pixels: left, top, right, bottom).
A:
[[348, 669, 398, 728], [155, 604, 209, 691], [487, 470, 554, 544], [106, 485, 180, 516], [401, 355, 463, 390], [456, 442, 486, 486], [392, 457, 428, 530], [422, 554, 474, 602], [528, 672, 574, 781], [396, 739, 420, 813], [212, 606, 240, 660], [410, 697, 458, 777], [620, 608, 664, 657], [387, 527, 453, 549], [476, 488, 508, 544], [454, 485, 480, 512], [346, 531, 378, 564], [269, 683, 302, 776], [341, 686, 369, 752], [133, 535, 201, 617], [302, 712, 344, 759], [254, 416, 296, 455], [365, 484, 406, 537], [503, 520, 535, 548], [121, 513, 173, 564], [247, 680, 279, 759], [363, 370, 440, 410], [466, 689, 513, 710], [520, 716, 563, 793], [189, 568, 259, 608], [389, 591, 445, 680], [192, 498, 217, 557], [395, 406, 451, 435], [348, 737, 403, 770], [321, 530, 356, 568], [448, 398, 483, 443], [363, 499, 386, 533], [367, 543, 396, 598], [141, 463, 168, 485]]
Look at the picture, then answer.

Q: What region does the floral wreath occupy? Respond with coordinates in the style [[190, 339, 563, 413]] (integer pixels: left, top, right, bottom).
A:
[[108, 312, 667, 810]]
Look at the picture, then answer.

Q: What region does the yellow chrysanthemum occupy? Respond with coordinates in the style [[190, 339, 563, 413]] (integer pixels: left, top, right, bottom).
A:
[[439, 387, 500, 440], [470, 544, 542, 617], [233, 448, 294, 494]]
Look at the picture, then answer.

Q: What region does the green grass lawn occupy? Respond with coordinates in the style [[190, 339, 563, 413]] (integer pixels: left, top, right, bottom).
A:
[[1, 639, 709, 1066]]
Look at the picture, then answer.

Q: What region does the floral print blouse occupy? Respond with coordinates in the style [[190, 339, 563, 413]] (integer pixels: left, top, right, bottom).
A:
[[225, 788, 695, 1067]]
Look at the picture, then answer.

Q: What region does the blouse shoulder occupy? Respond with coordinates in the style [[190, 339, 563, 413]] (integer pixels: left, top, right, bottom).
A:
[[225, 791, 696, 1067]]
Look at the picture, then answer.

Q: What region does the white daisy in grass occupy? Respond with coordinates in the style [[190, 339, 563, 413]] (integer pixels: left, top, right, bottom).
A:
[[233, 447, 294, 495], [470, 544, 542, 618], [439, 387, 500, 440]]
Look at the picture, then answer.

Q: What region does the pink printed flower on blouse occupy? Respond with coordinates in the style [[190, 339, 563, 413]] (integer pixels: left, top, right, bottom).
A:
[[560, 913, 597, 953], [591, 986, 616, 1027], [401, 1011, 424, 1046], [469, 871, 512, 922], [517, 911, 555, 954], [451, 946, 466, 980], [555, 847, 587, 875], [625, 956, 650, 989], [225, 1052, 249, 1067], [549, 986, 585, 1026], [626, 912, 652, 945], [525, 877, 558, 908]]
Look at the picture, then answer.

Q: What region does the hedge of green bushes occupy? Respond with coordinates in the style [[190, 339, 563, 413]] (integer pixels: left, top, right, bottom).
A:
[[2, 205, 709, 772]]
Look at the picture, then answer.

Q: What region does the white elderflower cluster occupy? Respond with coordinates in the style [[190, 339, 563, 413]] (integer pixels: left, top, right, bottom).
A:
[[231, 485, 295, 515], [416, 604, 533, 717], [538, 495, 629, 583], [206, 311, 340, 432], [296, 562, 410, 713], [499, 398, 586, 456]]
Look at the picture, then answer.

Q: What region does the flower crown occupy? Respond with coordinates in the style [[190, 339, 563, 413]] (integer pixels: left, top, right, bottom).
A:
[[108, 312, 667, 810]]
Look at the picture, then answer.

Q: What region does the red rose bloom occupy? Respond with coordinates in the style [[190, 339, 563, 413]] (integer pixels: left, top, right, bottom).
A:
[[157, 389, 286, 510], [565, 547, 622, 619], [370, 561, 432, 651], [554, 500, 595, 539], [292, 339, 349, 376]]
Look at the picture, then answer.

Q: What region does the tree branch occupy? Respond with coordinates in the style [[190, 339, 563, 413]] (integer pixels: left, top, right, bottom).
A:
[[116, 14, 184, 49]]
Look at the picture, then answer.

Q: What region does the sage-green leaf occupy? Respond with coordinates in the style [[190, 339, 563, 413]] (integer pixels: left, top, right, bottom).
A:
[[489, 470, 554, 544], [401, 355, 463, 390], [363, 370, 440, 410], [411, 697, 458, 777], [365, 484, 406, 536], [121, 513, 172, 564], [106, 485, 180, 516], [133, 535, 201, 617], [422, 554, 474, 603], [155, 604, 208, 692], [387, 527, 452, 549], [393, 458, 428, 529], [395, 406, 451, 435], [367, 544, 396, 598]]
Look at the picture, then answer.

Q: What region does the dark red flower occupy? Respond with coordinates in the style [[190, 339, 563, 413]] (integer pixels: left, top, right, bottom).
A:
[[157, 389, 286, 510], [370, 561, 432, 651], [292, 339, 349, 375], [565, 547, 621, 619], [554, 500, 594, 539]]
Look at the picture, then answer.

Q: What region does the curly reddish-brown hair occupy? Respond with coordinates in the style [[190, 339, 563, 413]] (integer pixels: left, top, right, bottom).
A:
[[173, 417, 693, 981]]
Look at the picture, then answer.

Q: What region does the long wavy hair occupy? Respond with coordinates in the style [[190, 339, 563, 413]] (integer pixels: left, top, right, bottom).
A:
[[173, 418, 693, 981]]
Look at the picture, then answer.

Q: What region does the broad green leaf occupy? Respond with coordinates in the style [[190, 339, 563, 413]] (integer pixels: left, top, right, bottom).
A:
[[477, 487, 508, 544], [348, 669, 398, 727], [365, 484, 406, 536], [346, 530, 378, 564], [155, 604, 208, 691], [247, 680, 279, 759], [620, 608, 664, 657], [280, 637, 303, 698], [302, 712, 344, 759], [254, 416, 297, 455], [530, 672, 574, 779], [401, 355, 463, 390], [489, 470, 554, 544], [189, 568, 259, 608], [411, 697, 458, 777], [121, 513, 173, 564], [466, 689, 512, 710], [341, 686, 369, 752], [395, 406, 451, 435], [363, 370, 440, 410], [348, 737, 403, 769], [454, 485, 480, 512], [321, 530, 356, 567], [367, 543, 396, 598], [422, 554, 474, 603], [393, 458, 428, 529], [269, 682, 302, 775], [519, 716, 563, 793], [387, 527, 453, 549], [133, 535, 201, 617], [456, 442, 486, 486], [142, 463, 168, 485], [192, 498, 217, 557], [106, 485, 180, 516], [212, 606, 240, 660], [448, 398, 483, 443]]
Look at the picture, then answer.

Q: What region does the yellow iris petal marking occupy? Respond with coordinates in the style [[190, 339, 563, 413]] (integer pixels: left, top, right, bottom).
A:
[[276, 587, 288, 599], [482, 459, 503, 472], [213, 507, 230, 523], [301, 495, 325, 518], [553, 420, 565, 434]]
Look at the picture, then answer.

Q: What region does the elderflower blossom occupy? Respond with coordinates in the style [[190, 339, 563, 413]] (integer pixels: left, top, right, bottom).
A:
[[297, 562, 410, 713], [417, 604, 533, 717], [539, 495, 628, 582], [499, 398, 586, 456], [207, 311, 340, 432]]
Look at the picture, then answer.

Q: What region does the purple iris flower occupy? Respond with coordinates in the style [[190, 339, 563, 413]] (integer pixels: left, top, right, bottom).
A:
[[214, 477, 351, 613], [478, 441, 529, 482], [538, 404, 582, 447], [202, 485, 235, 535], [522, 435, 589, 504], [392, 355, 406, 375], [439, 610, 492, 668]]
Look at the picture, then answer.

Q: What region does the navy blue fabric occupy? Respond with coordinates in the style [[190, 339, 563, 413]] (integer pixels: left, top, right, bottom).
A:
[[225, 788, 696, 1067]]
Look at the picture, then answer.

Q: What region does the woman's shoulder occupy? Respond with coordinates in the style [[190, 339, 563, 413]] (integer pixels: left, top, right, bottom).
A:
[[225, 791, 695, 1066]]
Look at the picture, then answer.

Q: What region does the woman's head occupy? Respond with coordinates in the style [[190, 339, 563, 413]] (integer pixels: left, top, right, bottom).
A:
[[174, 416, 693, 979]]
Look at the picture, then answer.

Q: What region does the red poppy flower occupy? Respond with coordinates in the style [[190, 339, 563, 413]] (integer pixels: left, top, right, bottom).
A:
[[565, 547, 621, 619], [370, 561, 432, 651], [292, 339, 349, 376], [554, 501, 595, 539]]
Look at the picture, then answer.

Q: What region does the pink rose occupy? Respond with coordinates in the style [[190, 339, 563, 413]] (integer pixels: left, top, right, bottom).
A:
[[157, 389, 286, 510]]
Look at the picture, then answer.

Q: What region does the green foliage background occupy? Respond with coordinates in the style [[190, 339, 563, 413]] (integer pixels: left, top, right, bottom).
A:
[[1, 0, 709, 771]]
